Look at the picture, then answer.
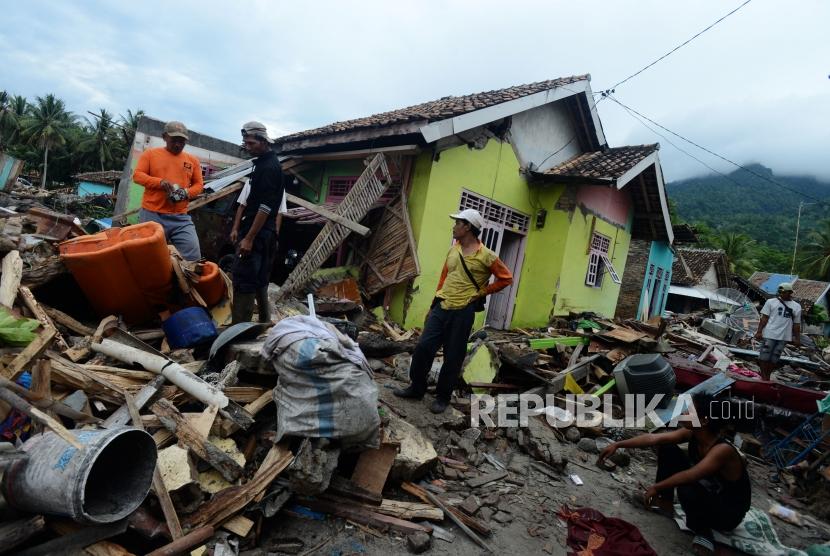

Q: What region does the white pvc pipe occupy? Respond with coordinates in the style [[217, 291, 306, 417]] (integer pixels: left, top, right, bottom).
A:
[[92, 339, 229, 408]]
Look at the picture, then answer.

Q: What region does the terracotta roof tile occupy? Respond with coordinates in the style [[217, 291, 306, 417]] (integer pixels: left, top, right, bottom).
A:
[[542, 144, 658, 181], [277, 75, 589, 143], [671, 247, 729, 287]]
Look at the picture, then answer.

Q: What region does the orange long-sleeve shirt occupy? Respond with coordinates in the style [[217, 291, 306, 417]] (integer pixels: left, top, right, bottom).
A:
[[435, 242, 513, 310], [132, 147, 204, 214]]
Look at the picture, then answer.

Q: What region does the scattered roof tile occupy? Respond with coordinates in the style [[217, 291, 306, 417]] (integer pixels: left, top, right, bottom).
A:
[[542, 145, 658, 181], [277, 75, 589, 143], [672, 247, 729, 287]]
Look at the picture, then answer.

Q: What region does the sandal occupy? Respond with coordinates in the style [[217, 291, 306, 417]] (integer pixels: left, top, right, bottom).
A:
[[691, 535, 715, 553]]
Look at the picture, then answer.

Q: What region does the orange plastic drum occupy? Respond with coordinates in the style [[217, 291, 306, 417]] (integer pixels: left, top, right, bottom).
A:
[[59, 222, 173, 324], [194, 261, 226, 307]]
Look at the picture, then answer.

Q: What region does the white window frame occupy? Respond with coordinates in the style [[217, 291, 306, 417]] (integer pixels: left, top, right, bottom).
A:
[[585, 232, 619, 287]]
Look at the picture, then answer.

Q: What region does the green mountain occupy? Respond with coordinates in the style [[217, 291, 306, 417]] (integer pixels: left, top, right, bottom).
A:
[[666, 165, 830, 274]]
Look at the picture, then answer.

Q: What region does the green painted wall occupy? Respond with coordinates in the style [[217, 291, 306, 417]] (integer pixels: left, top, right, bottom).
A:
[[387, 139, 629, 330], [552, 209, 631, 318]]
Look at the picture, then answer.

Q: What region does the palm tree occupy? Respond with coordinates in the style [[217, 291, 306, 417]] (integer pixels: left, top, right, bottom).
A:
[[801, 220, 830, 280], [713, 231, 756, 277], [118, 108, 144, 146], [0, 91, 16, 149], [80, 109, 119, 171], [19, 94, 76, 188]]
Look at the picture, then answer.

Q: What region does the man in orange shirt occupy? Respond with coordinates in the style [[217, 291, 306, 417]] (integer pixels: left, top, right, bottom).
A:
[[132, 121, 204, 260]]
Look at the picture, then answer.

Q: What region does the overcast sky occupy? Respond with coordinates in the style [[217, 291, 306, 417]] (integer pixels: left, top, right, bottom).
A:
[[1, 0, 828, 182]]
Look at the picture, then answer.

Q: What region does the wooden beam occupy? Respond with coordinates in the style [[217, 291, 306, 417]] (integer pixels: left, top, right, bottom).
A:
[[0, 515, 46, 553], [4, 326, 57, 380], [0, 250, 22, 308], [285, 193, 370, 236], [182, 443, 293, 530], [151, 399, 243, 482], [145, 525, 214, 556], [18, 286, 70, 351], [123, 393, 184, 540], [42, 304, 95, 336], [289, 144, 421, 161], [187, 182, 244, 212], [0, 386, 82, 449]]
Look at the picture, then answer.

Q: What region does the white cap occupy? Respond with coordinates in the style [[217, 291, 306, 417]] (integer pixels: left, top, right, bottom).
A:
[[778, 282, 794, 292], [450, 209, 485, 231]]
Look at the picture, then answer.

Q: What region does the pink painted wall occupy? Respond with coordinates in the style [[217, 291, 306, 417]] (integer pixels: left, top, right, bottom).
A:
[[576, 185, 631, 227]]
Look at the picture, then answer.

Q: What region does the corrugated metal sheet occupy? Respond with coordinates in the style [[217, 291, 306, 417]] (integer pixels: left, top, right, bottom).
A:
[[759, 273, 799, 294]]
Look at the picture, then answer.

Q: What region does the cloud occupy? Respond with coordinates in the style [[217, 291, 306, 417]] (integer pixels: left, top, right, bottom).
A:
[[1, 0, 829, 182]]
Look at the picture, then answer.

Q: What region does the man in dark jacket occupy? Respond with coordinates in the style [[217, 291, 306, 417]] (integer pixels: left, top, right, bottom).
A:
[[232, 121, 284, 323]]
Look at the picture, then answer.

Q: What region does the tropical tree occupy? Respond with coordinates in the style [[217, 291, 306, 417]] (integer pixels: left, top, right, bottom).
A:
[[80, 109, 120, 171], [118, 108, 144, 147], [801, 220, 830, 280], [19, 94, 76, 188], [713, 231, 756, 277], [0, 91, 17, 149]]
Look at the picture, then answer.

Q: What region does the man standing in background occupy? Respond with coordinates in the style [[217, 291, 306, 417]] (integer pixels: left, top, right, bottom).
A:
[[231, 121, 285, 324], [133, 121, 204, 261], [755, 282, 802, 380]]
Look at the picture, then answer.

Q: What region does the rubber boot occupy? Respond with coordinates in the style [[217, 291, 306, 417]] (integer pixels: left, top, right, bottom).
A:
[[256, 287, 271, 323], [232, 292, 256, 324]]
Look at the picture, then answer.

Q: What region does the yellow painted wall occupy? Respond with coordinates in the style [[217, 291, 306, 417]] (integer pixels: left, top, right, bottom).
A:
[[386, 139, 633, 329], [553, 209, 631, 317]]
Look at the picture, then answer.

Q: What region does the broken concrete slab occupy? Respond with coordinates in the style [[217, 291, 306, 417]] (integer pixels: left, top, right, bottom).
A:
[[460, 495, 482, 515], [493, 511, 513, 524], [387, 414, 438, 482]]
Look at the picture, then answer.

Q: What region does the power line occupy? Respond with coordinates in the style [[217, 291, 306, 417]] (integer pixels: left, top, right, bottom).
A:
[[603, 0, 753, 93], [605, 93, 827, 203], [610, 98, 748, 190]]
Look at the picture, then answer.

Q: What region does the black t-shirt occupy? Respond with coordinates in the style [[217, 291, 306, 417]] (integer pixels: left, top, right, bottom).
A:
[[241, 150, 284, 236]]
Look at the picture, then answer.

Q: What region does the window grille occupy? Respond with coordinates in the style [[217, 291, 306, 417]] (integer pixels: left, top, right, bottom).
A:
[[585, 232, 619, 287], [459, 190, 530, 234]]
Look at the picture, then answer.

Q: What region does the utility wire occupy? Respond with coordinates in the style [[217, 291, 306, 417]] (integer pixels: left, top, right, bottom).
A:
[[605, 94, 827, 203], [603, 0, 753, 93]]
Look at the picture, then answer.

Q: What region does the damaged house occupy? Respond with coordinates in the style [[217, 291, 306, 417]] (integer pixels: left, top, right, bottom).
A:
[[665, 247, 731, 313], [273, 75, 674, 330]]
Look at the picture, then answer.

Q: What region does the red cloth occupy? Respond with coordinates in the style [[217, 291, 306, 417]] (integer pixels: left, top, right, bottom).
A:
[[558, 506, 657, 556]]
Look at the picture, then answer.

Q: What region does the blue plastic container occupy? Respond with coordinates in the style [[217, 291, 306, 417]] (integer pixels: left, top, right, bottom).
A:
[[162, 307, 218, 349]]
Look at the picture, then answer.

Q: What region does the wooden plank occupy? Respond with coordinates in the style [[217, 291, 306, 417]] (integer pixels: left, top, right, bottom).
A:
[[300, 498, 431, 536], [186, 182, 244, 212], [351, 444, 398, 497], [121, 393, 184, 540], [42, 304, 96, 336], [144, 526, 214, 556], [597, 326, 647, 344], [4, 325, 56, 380], [221, 515, 254, 537], [375, 499, 443, 521], [18, 286, 69, 351], [0, 515, 46, 554], [220, 388, 274, 436], [182, 443, 293, 530], [400, 482, 491, 536], [285, 193, 369, 236], [16, 520, 128, 556], [0, 250, 22, 308], [151, 399, 243, 482]]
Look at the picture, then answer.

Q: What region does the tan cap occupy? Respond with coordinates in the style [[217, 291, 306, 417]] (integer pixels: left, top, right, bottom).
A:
[[163, 121, 189, 139], [778, 282, 795, 292], [241, 121, 273, 143]]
